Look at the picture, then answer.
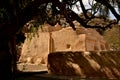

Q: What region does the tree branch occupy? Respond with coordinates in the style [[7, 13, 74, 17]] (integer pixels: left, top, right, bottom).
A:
[[95, 0, 120, 21], [79, 0, 89, 19]]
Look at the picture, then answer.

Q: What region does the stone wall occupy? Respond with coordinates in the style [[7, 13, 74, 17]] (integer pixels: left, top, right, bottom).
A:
[[51, 28, 86, 52], [51, 27, 109, 52], [19, 32, 50, 64], [19, 24, 109, 64], [48, 51, 120, 79]]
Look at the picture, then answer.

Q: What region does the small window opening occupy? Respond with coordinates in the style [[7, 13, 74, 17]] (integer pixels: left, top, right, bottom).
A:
[[66, 44, 71, 49]]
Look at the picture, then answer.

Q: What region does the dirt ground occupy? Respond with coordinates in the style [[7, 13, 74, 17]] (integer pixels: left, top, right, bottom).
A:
[[16, 72, 110, 80]]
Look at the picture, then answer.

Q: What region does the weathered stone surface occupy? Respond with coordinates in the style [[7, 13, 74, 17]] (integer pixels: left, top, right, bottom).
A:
[[51, 26, 109, 52], [19, 24, 109, 64], [48, 51, 120, 79], [19, 32, 50, 64]]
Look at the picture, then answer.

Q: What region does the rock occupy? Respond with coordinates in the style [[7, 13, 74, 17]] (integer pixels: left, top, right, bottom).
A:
[[19, 24, 109, 64], [47, 51, 120, 79]]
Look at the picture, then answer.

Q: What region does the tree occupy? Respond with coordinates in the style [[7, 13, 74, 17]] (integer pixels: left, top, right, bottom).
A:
[[0, 0, 120, 79]]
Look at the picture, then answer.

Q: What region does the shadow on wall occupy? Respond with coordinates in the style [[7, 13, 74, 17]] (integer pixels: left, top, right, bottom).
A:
[[48, 51, 120, 79]]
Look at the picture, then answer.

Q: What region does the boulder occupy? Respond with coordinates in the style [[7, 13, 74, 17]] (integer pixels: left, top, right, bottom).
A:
[[47, 51, 120, 79]]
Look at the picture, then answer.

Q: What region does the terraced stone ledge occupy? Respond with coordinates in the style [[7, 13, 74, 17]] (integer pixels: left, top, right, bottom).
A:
[[47, 51, 120, 79]]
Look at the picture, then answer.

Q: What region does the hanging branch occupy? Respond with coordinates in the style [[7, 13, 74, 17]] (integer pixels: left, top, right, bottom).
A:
[[78, 0, 90, 19], [95, 0, 120, 21], [0, 0, 120, 34]]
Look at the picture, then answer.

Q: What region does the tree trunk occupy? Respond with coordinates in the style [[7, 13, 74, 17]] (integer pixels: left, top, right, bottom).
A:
[[9, 35, 18, 80], [0, 35, 13, 80]]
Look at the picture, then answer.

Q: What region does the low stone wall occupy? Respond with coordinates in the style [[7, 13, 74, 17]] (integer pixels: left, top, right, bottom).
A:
[[47, 51, 120, 79]]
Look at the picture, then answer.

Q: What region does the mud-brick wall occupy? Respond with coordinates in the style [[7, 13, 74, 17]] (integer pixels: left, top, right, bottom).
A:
[[48, 51, 120, 79]]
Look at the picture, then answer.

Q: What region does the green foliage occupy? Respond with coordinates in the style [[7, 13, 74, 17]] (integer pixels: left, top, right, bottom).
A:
[[23, 20, 43, 41]]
